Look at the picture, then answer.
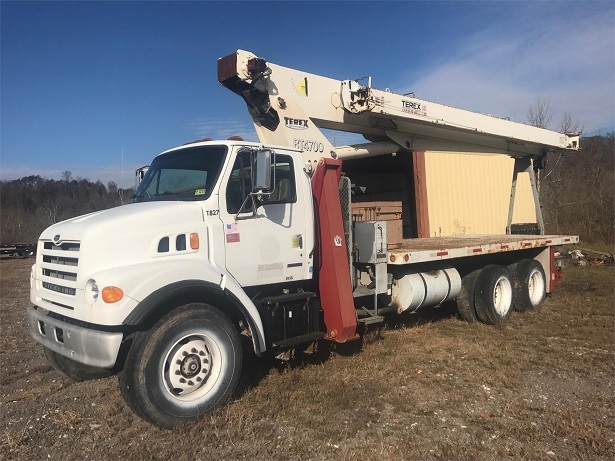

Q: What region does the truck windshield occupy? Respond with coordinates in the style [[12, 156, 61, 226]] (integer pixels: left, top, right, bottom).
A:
[[132, 145, 227, 202]]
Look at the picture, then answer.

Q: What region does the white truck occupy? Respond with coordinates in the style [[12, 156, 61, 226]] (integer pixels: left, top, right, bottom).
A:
[[27, 50, 579, 428]]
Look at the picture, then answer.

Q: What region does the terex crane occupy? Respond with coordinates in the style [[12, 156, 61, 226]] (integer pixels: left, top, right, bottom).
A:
[[218, 50, 580, 235], [27, 50, 579, 428]]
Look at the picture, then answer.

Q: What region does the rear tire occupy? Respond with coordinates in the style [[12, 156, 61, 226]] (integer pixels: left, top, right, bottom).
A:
[[474, 265, 513, 326], [457, 269, 481, 322], [118, 303, 242, 428], [44, 347, 114, 382], [510, 259, 546, 312]]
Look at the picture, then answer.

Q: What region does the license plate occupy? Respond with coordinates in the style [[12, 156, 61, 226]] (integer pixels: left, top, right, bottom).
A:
[[42, 281, 76, 296]]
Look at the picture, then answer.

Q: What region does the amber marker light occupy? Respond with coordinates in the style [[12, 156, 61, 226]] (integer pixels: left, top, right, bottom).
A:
[[390, 255, 396, 262], [101, 286, 124, 303], [190, 233, 199, 250]]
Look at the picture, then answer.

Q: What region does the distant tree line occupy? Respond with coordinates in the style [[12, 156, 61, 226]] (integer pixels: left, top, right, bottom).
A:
[[526, 98, 613, 245], [540, 134, 614, 244], [0, 134, 613, 245], [0, 173, 134, 243]]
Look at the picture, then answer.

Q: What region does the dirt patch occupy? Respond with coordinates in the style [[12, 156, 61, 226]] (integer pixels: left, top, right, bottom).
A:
[[1, 260, 613, 460]]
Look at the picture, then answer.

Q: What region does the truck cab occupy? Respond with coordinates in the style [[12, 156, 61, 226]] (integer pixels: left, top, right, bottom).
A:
[[28, 140, 323, 427]]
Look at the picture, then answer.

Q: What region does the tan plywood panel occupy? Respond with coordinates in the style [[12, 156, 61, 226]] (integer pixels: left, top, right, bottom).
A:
[[424, 152, 535, 236]]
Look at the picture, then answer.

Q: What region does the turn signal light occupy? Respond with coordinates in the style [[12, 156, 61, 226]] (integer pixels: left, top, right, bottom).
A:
[[190, 233, 199, 250], [101, 286, 124, 303]]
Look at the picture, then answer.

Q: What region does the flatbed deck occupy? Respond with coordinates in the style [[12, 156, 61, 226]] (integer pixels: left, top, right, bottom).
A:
[[388, 234, 579, 264]]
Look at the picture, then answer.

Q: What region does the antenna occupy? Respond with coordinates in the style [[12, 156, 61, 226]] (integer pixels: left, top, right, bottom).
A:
[[120, 146, 125, 204]]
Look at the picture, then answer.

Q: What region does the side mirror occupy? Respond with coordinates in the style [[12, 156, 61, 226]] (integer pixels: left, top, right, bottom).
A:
[[135, 166, 149, 187], [253, 149, 273, 192]]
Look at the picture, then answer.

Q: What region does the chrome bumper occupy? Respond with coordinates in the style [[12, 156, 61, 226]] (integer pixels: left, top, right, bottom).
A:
[[27, 307, 123, 368]]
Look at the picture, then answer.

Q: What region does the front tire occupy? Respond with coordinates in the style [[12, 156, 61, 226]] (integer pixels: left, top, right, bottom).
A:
[[118, 303, 242, 428], [44, 347, 114, 381], [474, 265, 513, 326]]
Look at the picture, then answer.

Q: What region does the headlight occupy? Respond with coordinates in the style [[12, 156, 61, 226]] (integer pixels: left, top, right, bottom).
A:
[[85, 279, 99, 303]]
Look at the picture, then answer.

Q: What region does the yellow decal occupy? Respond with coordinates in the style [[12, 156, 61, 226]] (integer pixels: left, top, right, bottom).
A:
[[194, 189, 206, 196], [295, 77, 308, 97]]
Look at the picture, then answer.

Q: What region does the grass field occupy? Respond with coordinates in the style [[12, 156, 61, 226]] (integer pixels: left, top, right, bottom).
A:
[[1, 258, 613, 460]]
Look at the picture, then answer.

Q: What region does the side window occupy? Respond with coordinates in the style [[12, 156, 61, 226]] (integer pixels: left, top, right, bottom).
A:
[[226, 151, 297, 214], [226, 150, 253, 214], [268, 154, 297, 205]]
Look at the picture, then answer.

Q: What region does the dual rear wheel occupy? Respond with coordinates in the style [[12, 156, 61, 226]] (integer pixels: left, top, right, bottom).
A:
[[457, 259, 546, 325]]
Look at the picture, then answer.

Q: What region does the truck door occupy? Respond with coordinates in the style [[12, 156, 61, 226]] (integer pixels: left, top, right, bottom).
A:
[[219, 149, 311, 287]]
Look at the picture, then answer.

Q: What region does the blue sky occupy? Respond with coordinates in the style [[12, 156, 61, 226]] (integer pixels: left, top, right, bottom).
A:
[[2, 1, 614, 187]]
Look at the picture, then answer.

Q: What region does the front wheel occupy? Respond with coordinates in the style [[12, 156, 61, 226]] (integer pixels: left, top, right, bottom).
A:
[[118, 303, 242, 428]]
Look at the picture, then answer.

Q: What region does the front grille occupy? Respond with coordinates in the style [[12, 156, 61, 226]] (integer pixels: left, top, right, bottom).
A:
[[40, 240, 80, 301], [43, 241, 80, 251]]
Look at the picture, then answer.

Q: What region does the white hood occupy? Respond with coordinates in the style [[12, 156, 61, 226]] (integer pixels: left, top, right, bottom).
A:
[[39, 201, 208, 277]]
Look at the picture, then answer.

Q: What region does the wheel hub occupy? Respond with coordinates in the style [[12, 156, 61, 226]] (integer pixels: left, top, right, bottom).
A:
[[164, 336, 213, 396], [180, 354, 201, 378]]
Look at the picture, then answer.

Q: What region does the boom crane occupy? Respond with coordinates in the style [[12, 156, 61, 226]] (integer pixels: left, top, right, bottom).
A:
[[218, 50, 579, 164], [218, 49, 580, 234]]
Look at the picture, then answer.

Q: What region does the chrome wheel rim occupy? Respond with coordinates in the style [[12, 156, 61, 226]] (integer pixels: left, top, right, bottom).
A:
[[162, 334, 222, 401], [493, 276, 513, 316], [528, 268, 545, 306]]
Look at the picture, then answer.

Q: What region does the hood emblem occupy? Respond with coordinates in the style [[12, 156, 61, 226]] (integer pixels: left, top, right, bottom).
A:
[[53, 234, 61, 245]]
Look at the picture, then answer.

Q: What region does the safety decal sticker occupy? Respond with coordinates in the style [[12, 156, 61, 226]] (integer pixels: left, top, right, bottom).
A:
[[293, 77, 308, 97], [333, 235, 343, 247], [225, 223, 240, 243]]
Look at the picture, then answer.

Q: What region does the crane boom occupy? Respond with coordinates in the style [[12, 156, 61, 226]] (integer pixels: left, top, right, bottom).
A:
[[218, 49, 580, 167]]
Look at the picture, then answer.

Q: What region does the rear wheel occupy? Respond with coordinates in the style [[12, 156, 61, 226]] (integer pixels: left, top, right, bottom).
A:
[[44, 347, 114, 381], [474, 265, 513, 326], [118, 303, 242, 428], [510, 259, 546, 312], [457, 269, 481, 322]]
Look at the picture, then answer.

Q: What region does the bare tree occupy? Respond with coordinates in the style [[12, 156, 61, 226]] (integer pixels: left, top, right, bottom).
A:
[[527, 99, 583, 211], [527, 97, 553, 129], [61, 170, 73, 182], [559, 112, 584, 134]]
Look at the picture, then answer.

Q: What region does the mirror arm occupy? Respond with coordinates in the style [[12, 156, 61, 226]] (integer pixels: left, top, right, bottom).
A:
[[234, 194, 253, 221], [234, 191, 271, 221]]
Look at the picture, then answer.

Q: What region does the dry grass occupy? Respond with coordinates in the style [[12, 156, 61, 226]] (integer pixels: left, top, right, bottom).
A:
[[1, 258, 613, 460]]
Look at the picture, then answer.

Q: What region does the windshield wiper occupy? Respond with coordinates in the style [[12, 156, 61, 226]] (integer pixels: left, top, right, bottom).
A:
[[131, 189, 153, 203]]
